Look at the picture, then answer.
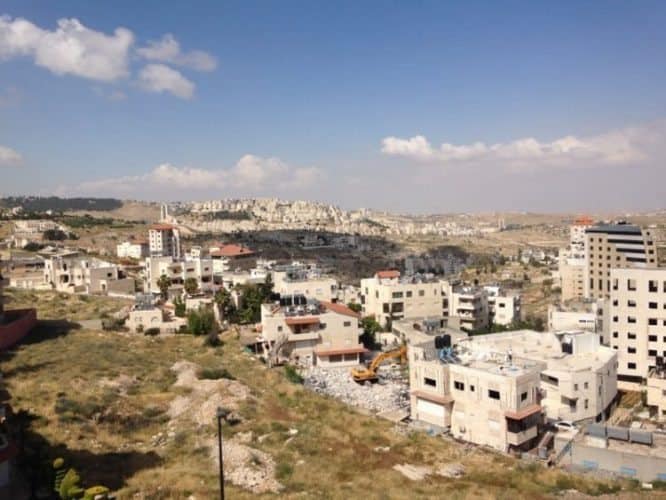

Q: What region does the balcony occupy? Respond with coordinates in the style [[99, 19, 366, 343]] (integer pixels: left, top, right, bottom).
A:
[[506, 425, 537, 446], [287, 331, 320, 342]]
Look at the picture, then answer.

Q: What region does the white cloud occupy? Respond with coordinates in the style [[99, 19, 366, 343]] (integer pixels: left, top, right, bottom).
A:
[[0, 15, 217, 100], [0, 145, 21, 165], [60, 155, 323, 197], [136, 33, 216, 72], [138, 63, 195, 99], [0, 15, 133, 81], [381, 122, 663, 171]]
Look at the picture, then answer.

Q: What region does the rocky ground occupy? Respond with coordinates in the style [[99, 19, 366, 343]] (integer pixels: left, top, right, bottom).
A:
[[165, 361, 283, 494], [303, 365, 409, 414]]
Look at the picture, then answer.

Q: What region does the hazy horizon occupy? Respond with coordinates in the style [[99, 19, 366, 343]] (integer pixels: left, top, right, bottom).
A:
[[2, 1, 666, 213]]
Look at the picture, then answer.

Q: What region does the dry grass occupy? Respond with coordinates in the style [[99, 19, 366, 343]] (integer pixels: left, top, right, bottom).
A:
[[0, 291, 654, 498]]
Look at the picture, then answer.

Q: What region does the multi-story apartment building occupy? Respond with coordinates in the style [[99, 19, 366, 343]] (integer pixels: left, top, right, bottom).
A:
[[443, 282, 489, 331], [585, 223, 656, 300], [558, 248, 587, 301], [144, 256, 214, 296], [409, 329, 617, 449], [409, 338, 542, 453], [361, 271, 446, 329], [259, 296, 364, 367], [608, 267, 666, 381], [148, 224, 181, 259], [272, 265, 338, 301], [41, 250, 134, 295], [483, 285, 520, 326]]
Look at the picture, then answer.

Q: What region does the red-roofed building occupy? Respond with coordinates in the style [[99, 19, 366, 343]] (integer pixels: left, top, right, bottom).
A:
[[376, 270, 400, 280], [209, 243, 256, 272]]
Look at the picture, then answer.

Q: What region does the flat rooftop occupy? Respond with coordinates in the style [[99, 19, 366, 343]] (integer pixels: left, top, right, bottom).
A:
[[456, 330, 614, 372]]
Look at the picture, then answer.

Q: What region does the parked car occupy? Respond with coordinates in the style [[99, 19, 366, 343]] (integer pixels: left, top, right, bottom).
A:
[[554, 420, 577, 432]]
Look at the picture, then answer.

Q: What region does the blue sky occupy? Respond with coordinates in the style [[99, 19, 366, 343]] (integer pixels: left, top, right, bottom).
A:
[[1, 1, 666, 212]]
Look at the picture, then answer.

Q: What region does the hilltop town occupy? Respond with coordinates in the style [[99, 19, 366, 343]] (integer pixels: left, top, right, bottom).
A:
[[0, 196, 666, 497]]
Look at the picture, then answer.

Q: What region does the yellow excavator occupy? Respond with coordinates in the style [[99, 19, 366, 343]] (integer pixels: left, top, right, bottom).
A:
[[351, 345, 407, 383]]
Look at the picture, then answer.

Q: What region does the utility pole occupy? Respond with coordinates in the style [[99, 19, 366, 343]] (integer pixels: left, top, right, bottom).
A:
[[216, 407, 229, 499]]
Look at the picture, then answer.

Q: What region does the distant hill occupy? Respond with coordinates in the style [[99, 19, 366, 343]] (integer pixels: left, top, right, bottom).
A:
[[0, 196, 123, 212]]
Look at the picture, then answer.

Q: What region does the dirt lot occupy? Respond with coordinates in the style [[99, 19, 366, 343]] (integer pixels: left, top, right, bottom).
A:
[[0, 290, 655, 498]]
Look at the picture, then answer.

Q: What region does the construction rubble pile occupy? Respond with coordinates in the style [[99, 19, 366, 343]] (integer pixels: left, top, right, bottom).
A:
[[304, 365, 409, 414]]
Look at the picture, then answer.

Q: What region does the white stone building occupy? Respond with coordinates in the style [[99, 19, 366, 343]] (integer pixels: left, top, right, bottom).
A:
[[148, 224, 181, 259], [117, 241, 149, 260], [361, 271, 446, 329], [259, 296, 365, 367]]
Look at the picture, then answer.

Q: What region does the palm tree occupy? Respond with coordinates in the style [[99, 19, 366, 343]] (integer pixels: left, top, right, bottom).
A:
[[157, 274, 171, 300]]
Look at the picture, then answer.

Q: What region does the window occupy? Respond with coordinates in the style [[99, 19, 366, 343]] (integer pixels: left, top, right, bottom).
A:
[[628, 347, 636, 354], [343, 321, 351, 327], [628, 279, 637, 291], [470, 385, 475, 392], [383, 303, 389, 313], [406, 291, 412, 298], [319, 323, 327, 329], [628, 317, 637, 324], [454, 381, 464, 391], [628, 362, 636, 370], [277, 326, 283, 332], [424, 377, 437, 387], [520, 392, 528, 402], [628, 300, 636, 307], [612, 332, 618, 338], [392, 291, 403, 299], [613, 316, 618, 323], [628, 333, 636, 340], [649, 350, 658, 357], [488, 389, 500, 400], [649, 318, 658, 326], [649, 335, 658, 342], [612, 299, 619, 306], [584, 382, 589, 389], [418, 290, 425, 297], [574, 383, 578, 391], [650, 302, 658, 309], [650, 280, 659, 293], [584, 399, 589, 410]]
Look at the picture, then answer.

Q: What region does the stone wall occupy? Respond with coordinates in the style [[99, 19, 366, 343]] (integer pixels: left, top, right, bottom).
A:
[[0, 309, 37, 350]]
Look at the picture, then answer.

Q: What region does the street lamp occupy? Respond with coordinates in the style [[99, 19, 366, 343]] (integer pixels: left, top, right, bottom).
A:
[[216, 407, 229, 500]]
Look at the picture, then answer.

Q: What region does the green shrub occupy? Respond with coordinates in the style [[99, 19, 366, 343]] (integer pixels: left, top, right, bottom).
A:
[[59, 468, 82, 499], [187, 307, 217, 336], [276, 462, 293, 480], [144, 327, 160, 336], [83, 485, 110, 500], [197, 367, 235, 380], [284, 365, 303, 384]]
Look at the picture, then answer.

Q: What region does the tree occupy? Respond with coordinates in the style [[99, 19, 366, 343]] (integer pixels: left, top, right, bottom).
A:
[[173, 295, 186, 317], [184, 277, 199, 296], [157, 274, 171, 300], [360, 317, 381, 349], [214, 287, 236, 320], [187, 306, 217, 336], [43, 229, 68, 241], [237, 283, 270, 324], [347, 302, 362, 313]]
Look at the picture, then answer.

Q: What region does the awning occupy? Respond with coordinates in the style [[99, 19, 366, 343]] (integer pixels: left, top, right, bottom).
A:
[[314, 345, 368, 357], [411, 390, 454, 405], [285, 317, 320, 326], [505, 404, 542, 420]]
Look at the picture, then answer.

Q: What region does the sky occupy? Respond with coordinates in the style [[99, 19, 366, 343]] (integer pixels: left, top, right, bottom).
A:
[[1, 1, 666, 213]]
